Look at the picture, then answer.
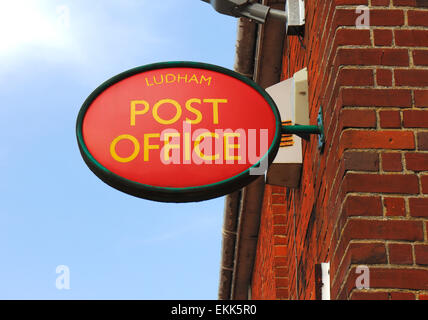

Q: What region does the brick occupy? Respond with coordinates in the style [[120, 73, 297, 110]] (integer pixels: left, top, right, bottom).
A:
[[376, 69, 393, 87], [408, 10, 428, 27], [390, 292, 415, 300], [346, 219, 424, 241], [395, 30, 428, 47], [333, 240, 384, 293], [345, 173, 419, 194], [392, 0, 416, 5], [344, 151, 379, 171], [348, 242, 387, 264], [351, 291, 389, 300], [414, 90, 428, 107], [416, 0, 428, 6], [372, 0, 390, 6], [337, 68, 374, 86], [379, 110, 401, 128], [384, 197, 406, 216], [276, 288, 289, 299], [340, 109, 376, 128], [335, 29, 371, 46], [336, 48, 408, 66], [417, 132, 428, 151], [272, 194, 286, 203], [345, 195, 383, 216], [421, 175, 428, 194], [409, 198, 428, 217], [340, 130, 415, 152], [374, 29, 393, 46], [275, 267, 288, 278], [274, 257, 288, 267], [334, 0, 368, 4], [274, 235, 287, 245], [273, 225, 287, 234], [405, 153, 428, 171], [413, 50, 428, 66], [382, 153, 403, 172], [275, 278, 289, 288], [426, 221, 428, 238], [370, 9, 405, 26], [341, 88, 412, 107], [274, 245, 287, 257], [393, 0, 428, 6], [395, 69, 428, 87], [270, 186, 285, 194], [333, 8, 402, 28], [403, 110, 428, 128], [389, 243, 413, 265], [272, 205, 286, 214], [349, 267, 428, 291], [415, 244, 428, 265], [273, 214, 286, 225]]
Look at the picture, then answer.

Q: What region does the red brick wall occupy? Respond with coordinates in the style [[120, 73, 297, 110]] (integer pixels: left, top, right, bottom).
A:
[[251, 0, 428, 300], [251, 185, 289, 300]]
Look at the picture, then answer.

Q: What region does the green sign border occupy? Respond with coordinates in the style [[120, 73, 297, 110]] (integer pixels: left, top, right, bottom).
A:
[[76, 61, 282, 202]]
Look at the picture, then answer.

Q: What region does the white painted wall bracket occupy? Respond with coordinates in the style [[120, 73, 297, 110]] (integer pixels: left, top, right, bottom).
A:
[[265, 68, 309, 188]]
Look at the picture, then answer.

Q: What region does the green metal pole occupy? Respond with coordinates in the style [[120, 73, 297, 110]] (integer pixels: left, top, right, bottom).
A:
[[280, 107, 325, 152], [281, 125, 322, 135]]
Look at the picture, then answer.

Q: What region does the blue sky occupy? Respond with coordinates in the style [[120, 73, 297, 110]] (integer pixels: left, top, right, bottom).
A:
[[0, 0, 237, 299]]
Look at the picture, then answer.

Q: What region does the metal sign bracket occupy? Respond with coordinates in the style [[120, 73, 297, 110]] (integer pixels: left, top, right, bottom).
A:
[[280, 106, 325, 152]]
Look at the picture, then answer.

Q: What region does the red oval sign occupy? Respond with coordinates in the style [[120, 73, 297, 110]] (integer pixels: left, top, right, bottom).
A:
[[76, 62, 281, 202]]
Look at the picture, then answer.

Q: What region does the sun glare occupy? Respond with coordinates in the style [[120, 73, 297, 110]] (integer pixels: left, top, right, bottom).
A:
[[0, 1, 69, 54]]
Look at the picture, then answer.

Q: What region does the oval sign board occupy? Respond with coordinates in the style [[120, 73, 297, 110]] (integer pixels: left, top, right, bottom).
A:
[[76, 62, 281, 202]]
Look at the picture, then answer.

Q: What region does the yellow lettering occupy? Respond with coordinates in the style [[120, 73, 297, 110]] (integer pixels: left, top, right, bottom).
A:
[[163, 132, 180, 161], [110, 134, 140, 163], [152, 99, 182, 125], [165, 74, 176, 83], [194, 132, 219, 161], [153, 75, 164, 85], [177, 74, 187, 83], [200, 75, 212, 86], [203, 99, 227, 125], [184, 131, 191, 161], [224, 133, 241, 161], [144, 133, 160, 162], [188, 74, 199, 84], [145, 78, 153, 86], [185, 98, 202, 124], [130, 100, 150, 126], [145, 73, 212, 87]]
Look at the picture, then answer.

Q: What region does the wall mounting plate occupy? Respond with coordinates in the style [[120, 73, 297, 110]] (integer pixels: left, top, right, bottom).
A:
[[286, 0, 305, 35], [317, 106, 325, 152]]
